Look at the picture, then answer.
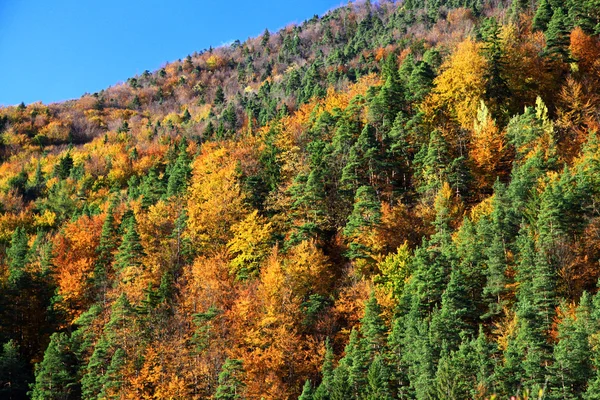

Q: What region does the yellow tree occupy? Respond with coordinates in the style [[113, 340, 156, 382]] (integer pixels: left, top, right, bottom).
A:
[[469, 100, 506, 188], [427, 38, 488, 130], [186, 144, 247, 252], [227, 210, 273, 280]]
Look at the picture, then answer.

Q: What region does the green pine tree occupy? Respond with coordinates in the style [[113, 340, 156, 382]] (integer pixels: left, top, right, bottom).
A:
[[214, 359, 246, 400], [6, 227, 29, 288], [113, 214, 145, 271], [0, 340, 29, 400], [30, 333, 80, 400], [545, 7, 570, 62]]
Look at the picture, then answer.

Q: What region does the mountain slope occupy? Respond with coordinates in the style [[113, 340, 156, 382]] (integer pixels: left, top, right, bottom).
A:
[[2, 0, 600, 398]]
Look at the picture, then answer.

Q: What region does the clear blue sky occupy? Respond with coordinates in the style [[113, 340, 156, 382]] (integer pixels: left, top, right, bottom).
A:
[[0, 0, 343, 106]]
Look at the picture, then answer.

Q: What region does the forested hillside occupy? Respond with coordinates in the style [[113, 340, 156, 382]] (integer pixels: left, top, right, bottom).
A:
[[2, 0, 600, 398]]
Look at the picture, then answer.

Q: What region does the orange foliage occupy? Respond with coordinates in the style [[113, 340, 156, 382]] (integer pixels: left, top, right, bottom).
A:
[[53, 214, 104, 321]]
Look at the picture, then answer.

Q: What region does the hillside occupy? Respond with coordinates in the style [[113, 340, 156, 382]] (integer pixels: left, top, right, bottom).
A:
[[2, 0, 600, 398]]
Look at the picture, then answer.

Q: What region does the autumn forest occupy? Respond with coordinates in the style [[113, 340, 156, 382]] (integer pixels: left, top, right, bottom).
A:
[[2, 0, 600, 398]]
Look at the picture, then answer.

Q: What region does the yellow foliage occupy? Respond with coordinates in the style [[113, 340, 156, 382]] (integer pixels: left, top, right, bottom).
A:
[[227, 210, 273, 280], [186, 144, 247, 251], [34, 210, 56, 229], [429, 38, 488, 129], [375, 242, 412, 298]]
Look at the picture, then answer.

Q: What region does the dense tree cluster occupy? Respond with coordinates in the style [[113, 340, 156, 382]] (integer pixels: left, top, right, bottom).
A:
[[1, 0, 600, 398]]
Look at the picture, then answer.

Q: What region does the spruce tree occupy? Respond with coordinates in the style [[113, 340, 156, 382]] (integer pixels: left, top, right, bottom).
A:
[[113, 214, 145, 271], [550, 295, 593, 399], [30, 333, 80, 400], [0, 340, 29, 400], [214, 358, 245, 400], [314, 338, 334, 400], [545, 7, 570, 62], [366, 355, 392, 400], [6, 227, 29, 288], [166, 140, 192, 197], [299, 380, 314, 400], [533, 0, 553, 31], [360, 292, 387, 355]]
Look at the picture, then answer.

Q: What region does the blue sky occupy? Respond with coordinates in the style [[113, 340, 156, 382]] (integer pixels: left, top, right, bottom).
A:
[[0, 0, 343, 106]]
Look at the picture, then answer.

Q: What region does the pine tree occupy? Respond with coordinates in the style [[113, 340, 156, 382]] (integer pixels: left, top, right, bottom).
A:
[[214, 359, 245, 400], [533, 0, 553, 31], [0, 340, 29, 400], [6, 227, 29, 288], [113, 214, 145, 271], [545, 7, 570, 62], [166, 140, 192, 197], [30, 332, 80, 400], [299, 380, 314, 400], [360, 292, 387, 355]]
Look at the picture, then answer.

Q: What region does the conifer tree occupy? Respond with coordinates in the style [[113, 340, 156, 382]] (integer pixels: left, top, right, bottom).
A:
[[94, 198, 118, 297], [533, 0, 553, 31], [314, 339, 334, 400], [550, 295, 593, 399], [215, 359, 246, 400], [366, 355, 392, 400], [0, 340, 29, 400], [166, 140, 192, 197], [30, 333, 80, 400], [113, 214, 145, 271], [299, 380, 314, 400], [545, 7, 570, 62], [6, 227, 29, 287], [361, 292, 387, 355]]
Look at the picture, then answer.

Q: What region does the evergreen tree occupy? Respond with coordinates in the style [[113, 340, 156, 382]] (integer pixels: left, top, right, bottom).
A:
[[166, 140, 192, 197], [314, 338, 334, 400], [366, 355, 392, 400], [550, 295, 593, 399], [6, 227, 29, 287], [113, 214, 145, 271], [94, 198, 118, 298], [533, 0, 553, 31], [299, 380, 314, 400], [215, 359, 245, 400], [360, 292, 387, 355], [545, 7, 570, 62], [30, 333, 80, 400], [0, 340, 29, 400]]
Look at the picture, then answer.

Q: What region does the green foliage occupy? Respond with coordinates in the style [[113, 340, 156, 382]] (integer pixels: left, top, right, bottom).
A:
[[215, 359, 246, 400], [30, 333, 80, 400]]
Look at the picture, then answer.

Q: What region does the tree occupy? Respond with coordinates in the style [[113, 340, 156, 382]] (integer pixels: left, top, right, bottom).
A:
[[30, 332, 80, 400], [0, 340, 29, 400], [361, 292, 387, 355], [227, 210, 273, 280], [550, 295, 593, 399], [545, 7, 570, 62], [366, 355, 392, 400], [166, 140, 192, 197], [114, 214, 145, 271], [215, 359, 246, 400], [343, 186, 382, 268], [299, 380, 314, 400], [533, 0, 553, 31], [314, 339, 334, 400], [94, 199, 118, 297], [429, 38, 488, 129], [6, 227, 29, 287]]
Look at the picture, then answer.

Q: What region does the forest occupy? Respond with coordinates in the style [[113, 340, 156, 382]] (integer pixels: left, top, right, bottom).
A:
[[1, 0, 600, 398]]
